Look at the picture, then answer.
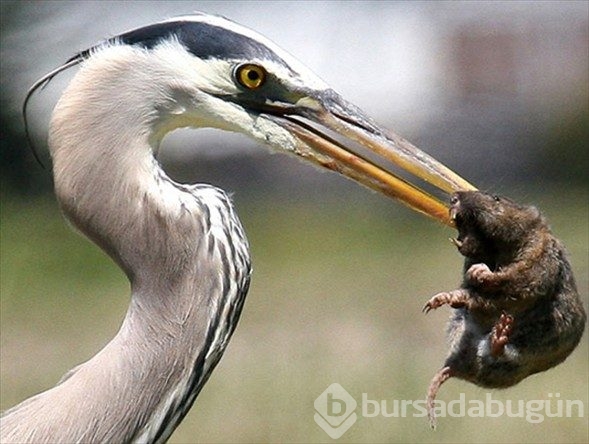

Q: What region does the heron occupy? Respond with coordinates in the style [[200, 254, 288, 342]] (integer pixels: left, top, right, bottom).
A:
[[1, 13, 476, 443]]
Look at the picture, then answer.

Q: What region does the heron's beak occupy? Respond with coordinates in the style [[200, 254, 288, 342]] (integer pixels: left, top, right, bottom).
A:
[[262, 90, 476, 226]]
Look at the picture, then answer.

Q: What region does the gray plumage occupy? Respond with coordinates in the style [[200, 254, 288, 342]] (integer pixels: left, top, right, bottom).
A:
[[2, 46, 252, 441]]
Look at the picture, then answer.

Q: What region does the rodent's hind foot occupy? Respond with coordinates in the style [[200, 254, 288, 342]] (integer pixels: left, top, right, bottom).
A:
[[426, 366, 454, 429], [490, 312, 514, 357], [423, 290, 469, 314]]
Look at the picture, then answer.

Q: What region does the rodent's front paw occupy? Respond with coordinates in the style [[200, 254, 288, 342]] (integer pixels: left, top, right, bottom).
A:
[[423, 293, 449, 313], [467, 263, 493, 284], [423, 290, 469, 313]]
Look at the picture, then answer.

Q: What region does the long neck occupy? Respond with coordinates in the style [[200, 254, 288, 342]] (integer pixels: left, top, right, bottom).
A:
[[1, 47, 251, 444]]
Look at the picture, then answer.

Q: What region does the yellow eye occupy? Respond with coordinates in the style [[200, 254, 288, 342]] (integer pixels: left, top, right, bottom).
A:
[[235, 64, 267, 90]]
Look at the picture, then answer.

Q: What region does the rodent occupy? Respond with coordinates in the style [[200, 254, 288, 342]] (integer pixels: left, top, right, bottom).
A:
[[422, 191, 586, 427]]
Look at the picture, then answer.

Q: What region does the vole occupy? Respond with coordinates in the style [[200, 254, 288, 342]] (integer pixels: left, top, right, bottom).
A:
[[422, 191, 586, 427]]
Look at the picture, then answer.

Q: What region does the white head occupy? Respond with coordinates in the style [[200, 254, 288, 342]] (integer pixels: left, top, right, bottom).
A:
[[26, 12, 475, 224]]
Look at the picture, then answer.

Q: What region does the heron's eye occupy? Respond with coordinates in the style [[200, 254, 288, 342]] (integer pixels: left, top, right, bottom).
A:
[[235, 64, 267, 90]]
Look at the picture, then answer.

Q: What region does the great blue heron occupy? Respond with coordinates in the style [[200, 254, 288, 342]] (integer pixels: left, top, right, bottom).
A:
[[1, 13, 475, 443]]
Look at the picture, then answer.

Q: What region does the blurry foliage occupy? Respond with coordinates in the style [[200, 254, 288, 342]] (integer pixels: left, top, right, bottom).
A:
[[0, 113, 53, 196], [539, 105, 589, 185], [0, 1, 53, 197]]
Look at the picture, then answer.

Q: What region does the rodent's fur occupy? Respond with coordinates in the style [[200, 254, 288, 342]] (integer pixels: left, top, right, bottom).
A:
[[423, 191, 586, 427]]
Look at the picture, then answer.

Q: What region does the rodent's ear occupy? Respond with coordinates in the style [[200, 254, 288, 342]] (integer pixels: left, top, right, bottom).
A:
[[527, 205, 542, 222]]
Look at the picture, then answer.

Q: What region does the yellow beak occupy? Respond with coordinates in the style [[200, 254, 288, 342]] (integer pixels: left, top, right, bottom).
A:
[[264, 91, 477, 226]]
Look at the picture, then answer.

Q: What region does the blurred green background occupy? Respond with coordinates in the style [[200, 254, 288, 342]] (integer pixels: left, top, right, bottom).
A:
[[1, 1, 588, 443], [1, 189, 587, 443]]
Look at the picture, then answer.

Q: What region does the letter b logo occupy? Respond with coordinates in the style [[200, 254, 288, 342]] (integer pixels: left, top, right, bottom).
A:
[[314, 383, 357, 439]]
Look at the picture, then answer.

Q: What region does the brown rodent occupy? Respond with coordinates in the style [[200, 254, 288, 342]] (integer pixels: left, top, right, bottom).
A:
[[423, 191, 586, 427]]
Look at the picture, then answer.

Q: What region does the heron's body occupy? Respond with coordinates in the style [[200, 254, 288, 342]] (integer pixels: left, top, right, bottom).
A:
[[1, 13, 474, 443]]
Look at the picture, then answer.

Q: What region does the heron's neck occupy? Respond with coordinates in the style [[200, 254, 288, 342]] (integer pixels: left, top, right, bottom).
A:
[[49, 54, 174, 279], [47, 43, 250, 349], [35, 47, 251, 442]]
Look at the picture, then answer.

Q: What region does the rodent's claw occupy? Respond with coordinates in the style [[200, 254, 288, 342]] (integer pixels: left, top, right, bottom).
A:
[[423, 293, 448, 313], [423, 290, 470, 314], [449, 237, 463, 249], [490, 312, 514, 357]]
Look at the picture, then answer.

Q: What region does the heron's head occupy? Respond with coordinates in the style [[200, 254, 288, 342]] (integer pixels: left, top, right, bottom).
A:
[[27, 13, 476, 225]]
